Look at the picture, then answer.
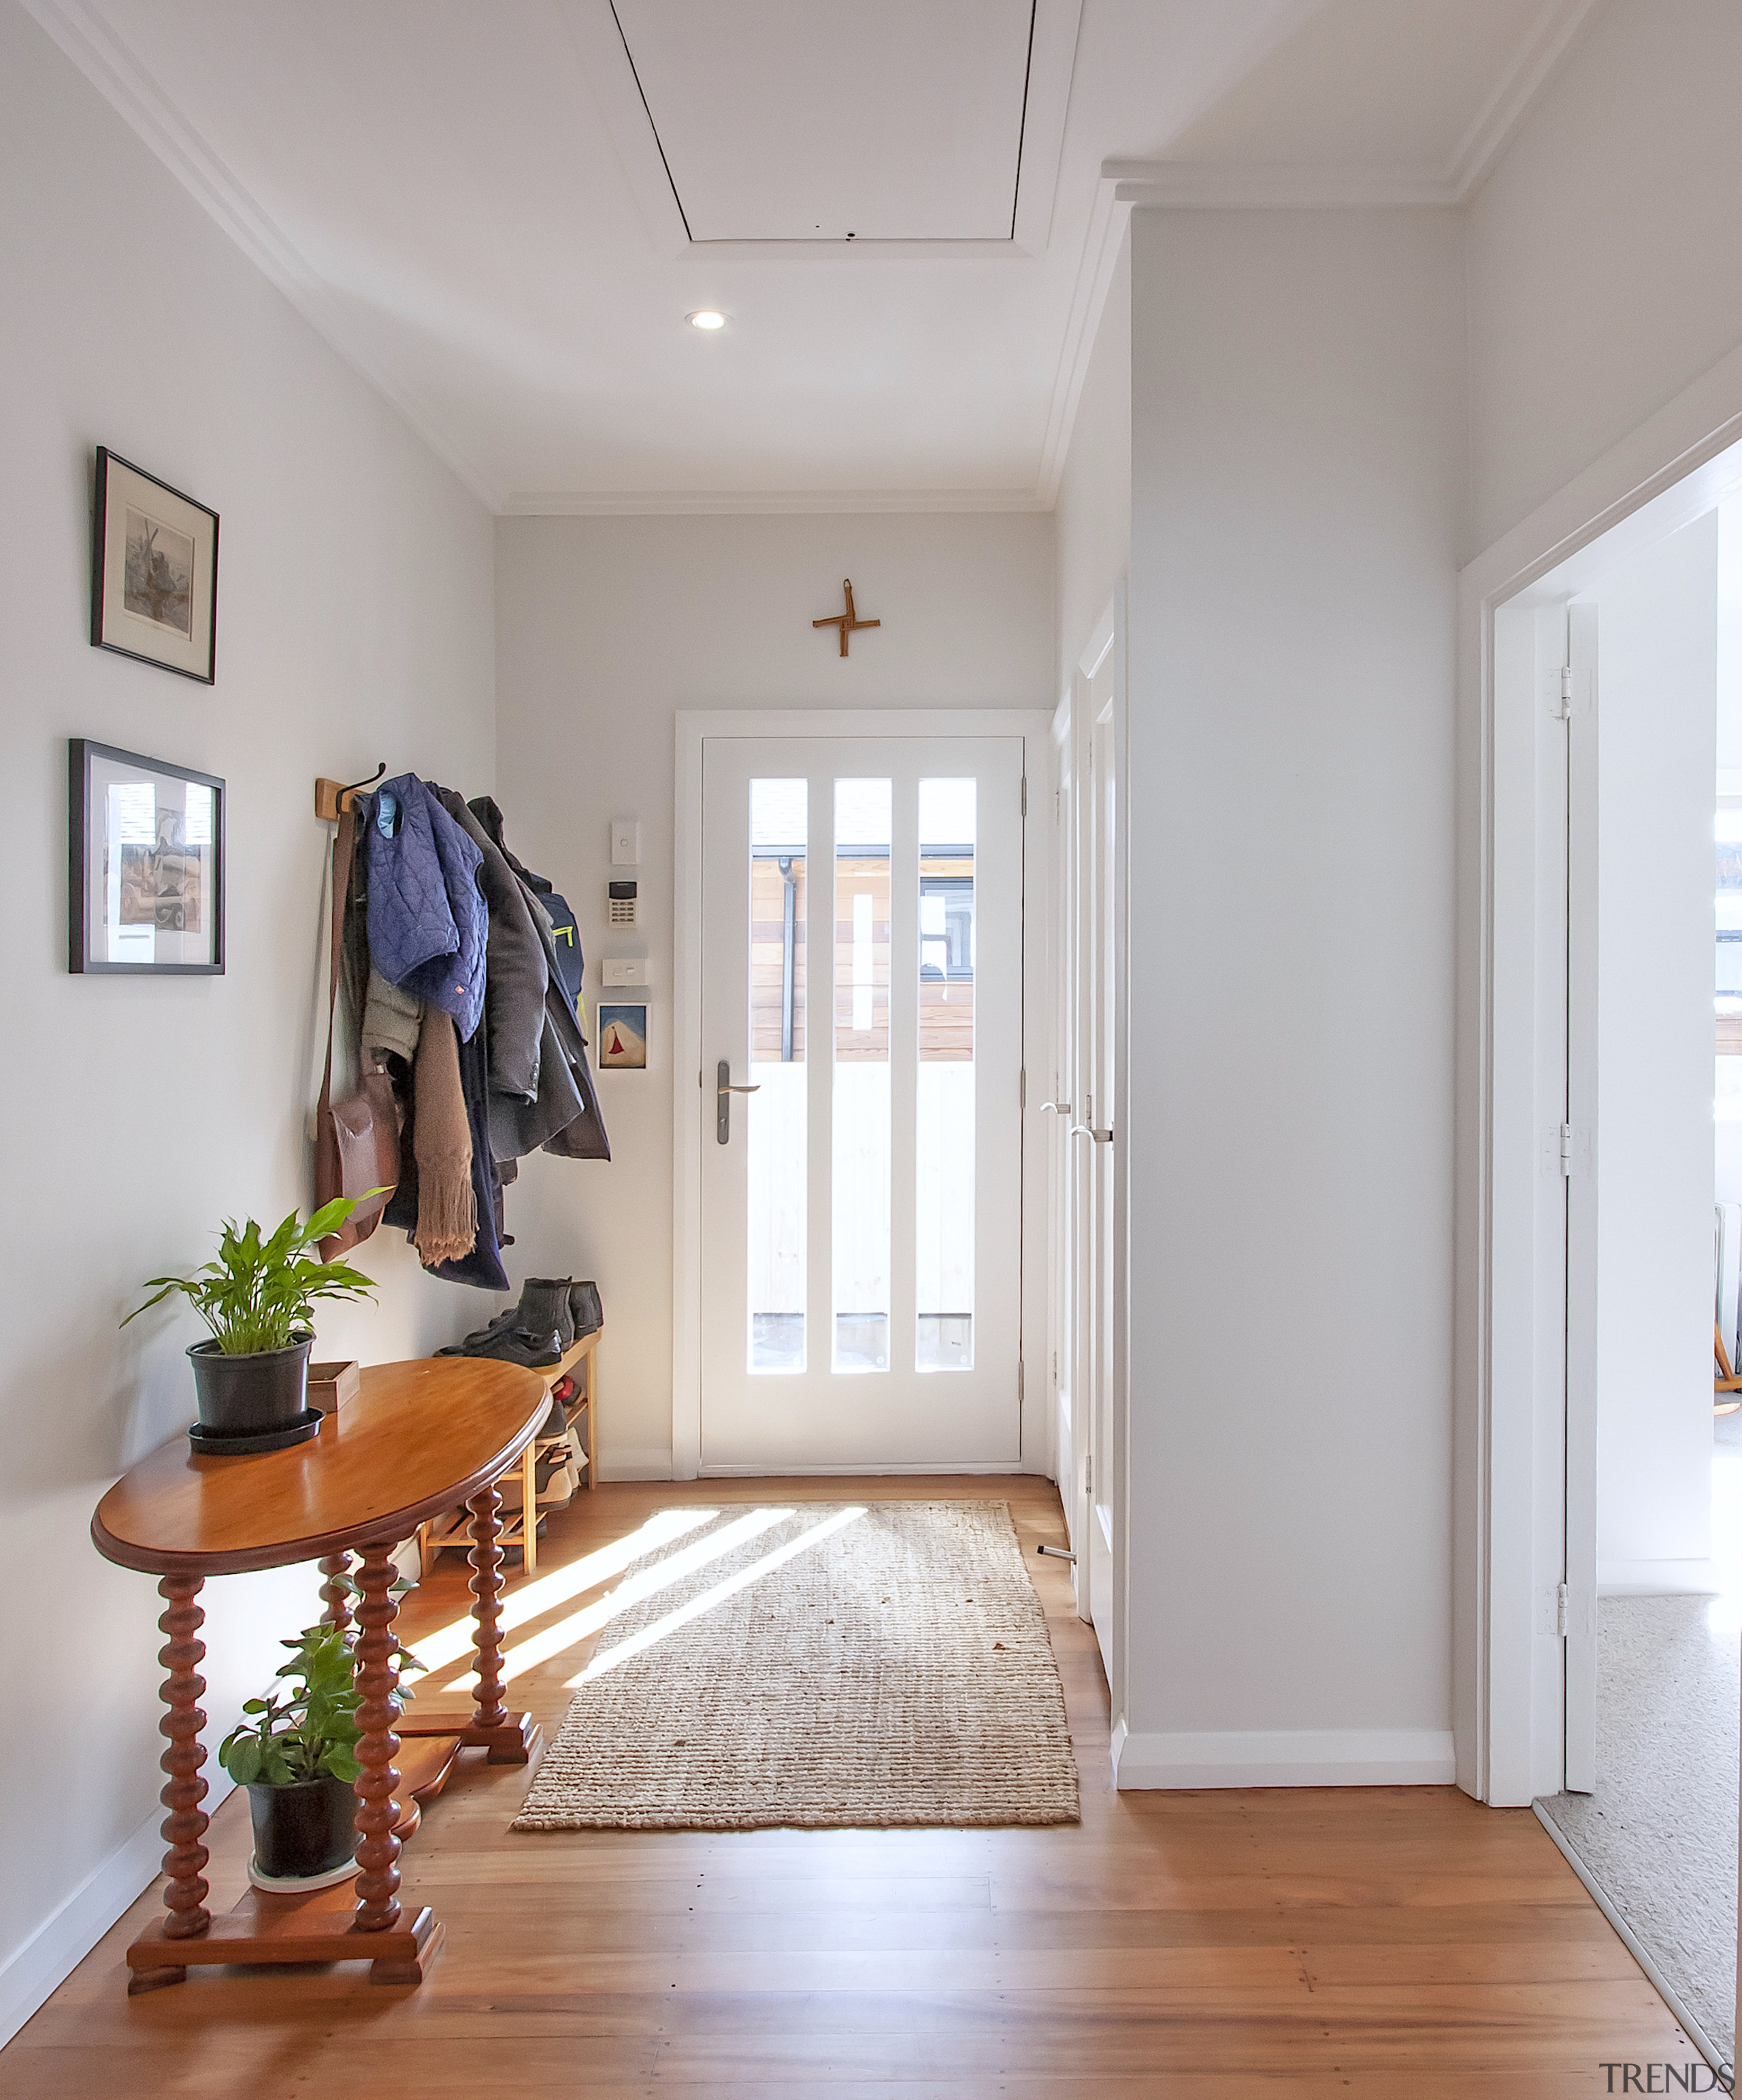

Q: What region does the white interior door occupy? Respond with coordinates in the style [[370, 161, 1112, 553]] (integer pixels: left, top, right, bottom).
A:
[[1074, 659, 1118, 1677], [698, 734, 1026, 1471]]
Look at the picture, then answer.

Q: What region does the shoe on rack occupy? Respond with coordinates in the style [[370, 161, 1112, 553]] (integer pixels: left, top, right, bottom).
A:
[[520, 1277, 576, 1352], [569, 1281, 603, 1336], [461, 1325, 563, 1369], [436, 1304, 521, 1356]]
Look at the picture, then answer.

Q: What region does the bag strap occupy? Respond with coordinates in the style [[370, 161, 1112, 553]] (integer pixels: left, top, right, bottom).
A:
[[318, 800, 359, 1117]]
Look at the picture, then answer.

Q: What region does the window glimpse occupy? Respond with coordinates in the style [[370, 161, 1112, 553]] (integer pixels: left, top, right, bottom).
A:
[[917, 778, 974, 1370], [747, 780, 806, 1371], [833, 778, 891, 1371]]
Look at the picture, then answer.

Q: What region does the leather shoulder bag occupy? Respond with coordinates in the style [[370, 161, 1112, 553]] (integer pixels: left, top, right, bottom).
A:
[[315, 800, 400, 1258]]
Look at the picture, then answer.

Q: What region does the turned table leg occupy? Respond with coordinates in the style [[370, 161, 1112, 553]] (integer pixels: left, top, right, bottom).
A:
[[318, 1552, 353, 1631], [130, 1576, 209, 1993], [467, 1483, 509, 1736], [352, 1544, 404, 1937]]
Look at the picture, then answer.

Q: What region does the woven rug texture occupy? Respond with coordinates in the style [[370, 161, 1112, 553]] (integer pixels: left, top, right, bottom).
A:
[[514, 1498, 1081, 1831]]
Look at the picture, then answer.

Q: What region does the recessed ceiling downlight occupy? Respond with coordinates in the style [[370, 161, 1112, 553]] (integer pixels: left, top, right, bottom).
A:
[[687, 309, 727, 331]]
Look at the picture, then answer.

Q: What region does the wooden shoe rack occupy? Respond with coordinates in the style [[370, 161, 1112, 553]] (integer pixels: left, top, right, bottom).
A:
[[416, 1326, 601, 1577]]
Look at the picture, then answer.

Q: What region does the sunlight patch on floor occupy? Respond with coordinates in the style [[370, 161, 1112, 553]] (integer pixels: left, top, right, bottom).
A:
[[409, 1506, 720, 1673], [565, 1505, 868, 1687], [498, 1504, 800, 1684]]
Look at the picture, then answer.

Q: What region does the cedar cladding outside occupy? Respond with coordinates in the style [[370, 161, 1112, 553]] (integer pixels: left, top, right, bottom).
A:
[[749, 854, 974, 1064]]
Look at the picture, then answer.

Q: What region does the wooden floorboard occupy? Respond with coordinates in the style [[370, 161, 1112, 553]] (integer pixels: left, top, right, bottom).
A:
[[1, 1474, 1701, 2095]]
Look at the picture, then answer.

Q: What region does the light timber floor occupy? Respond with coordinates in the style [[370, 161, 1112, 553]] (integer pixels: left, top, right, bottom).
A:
[[2, 1475, 1701, 2097]]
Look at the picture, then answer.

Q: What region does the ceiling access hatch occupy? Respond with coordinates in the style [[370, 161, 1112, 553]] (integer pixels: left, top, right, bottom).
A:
[[610, 0, 1038, 243]]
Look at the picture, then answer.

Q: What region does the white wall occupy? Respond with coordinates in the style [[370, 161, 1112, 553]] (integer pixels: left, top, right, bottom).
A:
[[1117, 206, 1466, 1786], [1590, 513, 1719, 1592], [493, 511, 1054, 1476], [1467, 0, 1742, 557], [0, 2, 495, 2040]]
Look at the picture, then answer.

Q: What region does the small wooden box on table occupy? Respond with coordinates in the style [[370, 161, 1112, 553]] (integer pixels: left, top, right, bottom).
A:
[[90, 1358, 550, 1993]]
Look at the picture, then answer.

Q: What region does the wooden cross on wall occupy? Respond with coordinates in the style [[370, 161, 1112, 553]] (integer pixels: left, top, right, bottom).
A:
[[812, 578, 881, 657]]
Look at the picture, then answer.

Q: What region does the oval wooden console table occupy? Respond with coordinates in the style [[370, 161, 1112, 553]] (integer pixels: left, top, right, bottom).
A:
[[91, 1357, 550, 1994]]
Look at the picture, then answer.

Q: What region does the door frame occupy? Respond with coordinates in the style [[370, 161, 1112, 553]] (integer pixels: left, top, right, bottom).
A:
[[1457, 352, 1742, 1804], [673, 708, 1055, 1481]]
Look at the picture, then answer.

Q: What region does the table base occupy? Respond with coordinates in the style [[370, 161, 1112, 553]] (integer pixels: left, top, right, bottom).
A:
[[127, 1885, 442, 1992]]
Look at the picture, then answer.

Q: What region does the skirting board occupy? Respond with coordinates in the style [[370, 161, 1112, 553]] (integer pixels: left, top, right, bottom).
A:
[[603, 1447, 680, 1481], [1598, 1558, 1720, 1596], [0, 1769, 235, 2049], [1111, 1722, 1457, 1789]]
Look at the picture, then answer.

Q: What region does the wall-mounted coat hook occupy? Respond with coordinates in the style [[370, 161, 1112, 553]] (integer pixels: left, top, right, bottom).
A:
[[314, 762, 387, 823]]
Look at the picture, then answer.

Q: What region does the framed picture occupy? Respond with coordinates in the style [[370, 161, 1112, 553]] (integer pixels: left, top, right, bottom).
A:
[[91, 448, 218, 683], [69, 740, 225, 975], [597, 1002, 647, 1069]]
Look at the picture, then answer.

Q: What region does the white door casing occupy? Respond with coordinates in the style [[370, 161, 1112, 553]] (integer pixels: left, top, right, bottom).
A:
[[674, 715, 1048, 1475]]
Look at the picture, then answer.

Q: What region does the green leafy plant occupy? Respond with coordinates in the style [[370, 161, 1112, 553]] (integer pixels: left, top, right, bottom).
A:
[[122, 1196, 379, 1356], [218, 1603, 423, 1788]]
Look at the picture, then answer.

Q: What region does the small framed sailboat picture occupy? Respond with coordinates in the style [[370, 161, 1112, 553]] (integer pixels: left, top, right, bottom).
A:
[[91, 448, 218, 683], [596, 1003, 647, 1070]]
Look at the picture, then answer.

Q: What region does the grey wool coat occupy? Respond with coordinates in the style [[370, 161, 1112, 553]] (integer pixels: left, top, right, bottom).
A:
[[433, 787, 603, 1161], [432, 787, 548, 1103]]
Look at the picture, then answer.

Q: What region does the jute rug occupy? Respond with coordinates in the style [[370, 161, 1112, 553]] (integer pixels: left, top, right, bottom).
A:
[[513, 1499, 1081, 1831]]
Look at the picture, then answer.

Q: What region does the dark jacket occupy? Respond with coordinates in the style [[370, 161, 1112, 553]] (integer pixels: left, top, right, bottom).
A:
[[362, 774, 487, 1043], [468, 798, 610, 1162]]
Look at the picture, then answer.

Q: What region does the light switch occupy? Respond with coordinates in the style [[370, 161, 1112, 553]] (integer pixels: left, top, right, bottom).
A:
[[602, 958, 648, 986], [610, 819, 641, 866]]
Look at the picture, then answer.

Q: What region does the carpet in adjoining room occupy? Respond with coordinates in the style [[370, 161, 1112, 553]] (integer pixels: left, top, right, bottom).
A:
[[1537, 1593, 1739, 2067], [514, 1498, 1081, 1832]]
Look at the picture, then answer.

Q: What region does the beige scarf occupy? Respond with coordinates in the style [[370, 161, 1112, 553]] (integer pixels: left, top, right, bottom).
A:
[[412, 1011, 476, 1266]]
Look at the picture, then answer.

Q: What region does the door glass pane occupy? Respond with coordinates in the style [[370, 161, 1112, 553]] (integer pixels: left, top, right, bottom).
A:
[[748, 780, 806, 1372], [834, 778, 891, 1371], [917, 779, 975, 1370]]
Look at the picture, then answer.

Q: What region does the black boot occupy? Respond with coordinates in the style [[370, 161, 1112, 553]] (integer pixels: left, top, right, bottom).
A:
[[570, 1281, 603, 1336], [461, 1324, 563, 1368], [519, 1277, 575, 1351]]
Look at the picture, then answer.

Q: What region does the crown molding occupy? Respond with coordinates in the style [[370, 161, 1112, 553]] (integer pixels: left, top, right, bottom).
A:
[[500, 487, 1051, 517], [19, 0, 504, 510], [1102, 0, 1603, 215], [1034, 173, 1128, 508], [1103, 159, 1458, 209], [1443, 0, 1604, 199]]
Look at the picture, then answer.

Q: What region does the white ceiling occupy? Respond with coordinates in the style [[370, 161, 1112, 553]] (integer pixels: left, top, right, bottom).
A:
[[614, 0, 1034, 242], [26, 0, 1600, 512]]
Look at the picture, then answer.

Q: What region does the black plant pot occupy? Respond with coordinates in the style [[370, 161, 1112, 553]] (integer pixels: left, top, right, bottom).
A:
[[246, 1773, 357, 1882], [188, 1333, 313, 1437]]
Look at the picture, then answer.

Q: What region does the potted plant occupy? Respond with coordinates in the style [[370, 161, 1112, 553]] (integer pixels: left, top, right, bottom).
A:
[[122, 1197, 377, 1442], [218, 1605, 422, 1887]]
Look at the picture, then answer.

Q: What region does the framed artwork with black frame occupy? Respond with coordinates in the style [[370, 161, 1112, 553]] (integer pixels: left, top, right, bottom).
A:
[[69, 740, 225, 975], [90, 448, 218, 683]]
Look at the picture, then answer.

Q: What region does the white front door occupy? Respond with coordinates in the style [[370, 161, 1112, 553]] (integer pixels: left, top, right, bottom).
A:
[[698, 733, 1027, 1471]]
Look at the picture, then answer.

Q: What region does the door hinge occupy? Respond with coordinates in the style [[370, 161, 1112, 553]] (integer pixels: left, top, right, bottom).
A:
[[1019, 1068, 1027, 1110], [1556, 1581, 1570, 1637], [1017, 1359, 1025, 1404], [1021, 776, 1028, 817], [1552, 665, 1594, 719], [1560, 1123, 1575, 1175], [1083, 1451, 1093, 1498]]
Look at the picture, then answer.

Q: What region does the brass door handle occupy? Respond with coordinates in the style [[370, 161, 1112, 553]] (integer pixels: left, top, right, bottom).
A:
[[716, 1060, 760, 1143]]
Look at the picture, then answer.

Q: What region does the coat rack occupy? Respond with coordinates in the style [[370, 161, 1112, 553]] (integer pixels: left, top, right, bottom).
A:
[[314, 763, 386, 823]]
